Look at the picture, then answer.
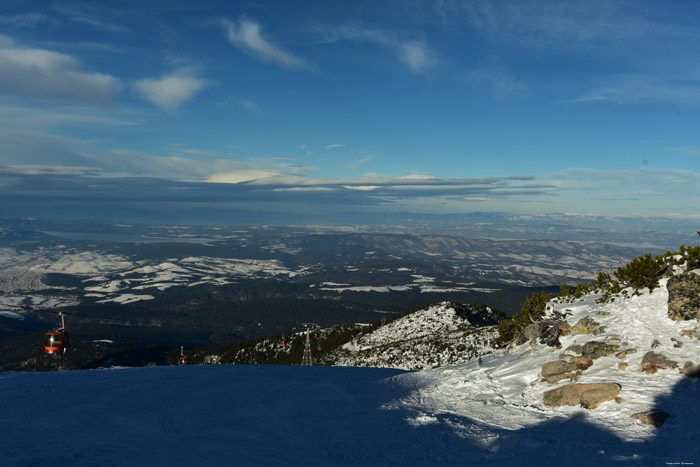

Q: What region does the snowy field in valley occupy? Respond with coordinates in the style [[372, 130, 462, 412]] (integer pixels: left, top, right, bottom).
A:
[[2, 276, 699, 466]]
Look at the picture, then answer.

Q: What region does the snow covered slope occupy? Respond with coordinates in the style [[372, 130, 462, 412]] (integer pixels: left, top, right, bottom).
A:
[[395, 275, 700, 463], [1, 275, 698, 465], [335, 302, 502, 370]]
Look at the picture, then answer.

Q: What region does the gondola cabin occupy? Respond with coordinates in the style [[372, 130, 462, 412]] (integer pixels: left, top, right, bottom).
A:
[[178, 346, 190, 365], [44, 330, 68, 355], [45, 312, 68, 355]]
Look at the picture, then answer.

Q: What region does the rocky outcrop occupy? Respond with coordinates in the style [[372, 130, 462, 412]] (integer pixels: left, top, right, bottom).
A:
[[571, 317, 605, 336], [641, 351, 678, 374], [680, 361, 700, 378], [543, 383, 621, 409], [515, 323, 541, 345], [632, 411, 670, 427], [581, 341, 619, 360], [667, 272, 700, 320], [541, 360, 579, 384]]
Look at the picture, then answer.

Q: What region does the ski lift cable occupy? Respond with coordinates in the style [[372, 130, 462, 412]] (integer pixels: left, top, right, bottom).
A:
[[33, 309, 268, 333]]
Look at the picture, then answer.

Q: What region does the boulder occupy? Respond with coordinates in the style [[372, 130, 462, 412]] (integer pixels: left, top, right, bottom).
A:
[[571, 317, 605, 336], [667, 273, 700, 321], [543, 383, 621, 409], [565, 344, 583, 355], [515, 324, 541, 345], [582, 341, 620, 360], [680, 361, 700, 378], [641, 351, 678, 374], [632, 411, 670, 428], [541, 360, 579, 384], [541, 360, 578, 377], [571, 356, 594, 371], [615, 348, 637, 359]]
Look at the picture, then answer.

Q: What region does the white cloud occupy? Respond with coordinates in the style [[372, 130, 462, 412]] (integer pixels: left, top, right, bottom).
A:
[[325, 144, 346, 149], [134, 73, 208, 112], [206, 170, 280, 184], [221, 18, 307, 70], [397, 41, 434, 73], [0, 36, 121, 105]]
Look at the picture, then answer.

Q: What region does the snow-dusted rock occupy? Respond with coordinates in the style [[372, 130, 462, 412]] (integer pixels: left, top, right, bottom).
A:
[[631, 411, 670, 427], [641, 351, 678, 374], [667, 272, 700, 320], [543, 383, 621, 409]]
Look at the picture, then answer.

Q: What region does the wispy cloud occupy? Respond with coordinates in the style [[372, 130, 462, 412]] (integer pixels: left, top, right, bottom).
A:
[[0, 36, 122, 105], [221, 18, 308, 70], [569, 71, 700, 106], [0, 165, 100, 176], [53, 4, 129, 33], [134, 71, 208, 113], [344, 155, 378, 170], [0, 13, 48, 29], [548, 167, 700, 211], [0, 98, 133, 129], [669, 146, 700, 158], [467, 61, 529, 98], [454, 1, 632, 51], [315, 25, 435, 73], [325, 144, 346, 150], [396, 41, 434, 73]]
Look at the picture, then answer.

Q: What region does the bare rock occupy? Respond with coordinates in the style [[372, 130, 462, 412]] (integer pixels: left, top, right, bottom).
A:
[[571, 317, 605, 336], [680, 361, 700, 378], [618, 362, 628, 371], [651, 339, 660, 349], [615, 348, 637, 359], [541, 360, 579, 383], [667, 273, 700, 321], [543, 383, 621, 409], [681, 330, 694, 337], [565, 344, 583, 355], [615, 397, 626, 404], [582, 341, 620, 360], [632, 411, 670, 428], [545, 372, 581, 384], [516, 324, 541, 345], [641, 351, 678, 374], [571, 356, 594, 371], [518, 348, 537, 358]]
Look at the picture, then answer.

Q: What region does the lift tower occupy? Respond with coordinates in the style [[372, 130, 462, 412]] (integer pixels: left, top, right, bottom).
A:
[[301, 323, 317, 366]]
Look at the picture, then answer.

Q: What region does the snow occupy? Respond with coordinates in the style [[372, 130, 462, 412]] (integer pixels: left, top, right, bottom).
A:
[[2, 276, 699, 465], [96, 293, 155, 304], [0, 295, 79, 318]]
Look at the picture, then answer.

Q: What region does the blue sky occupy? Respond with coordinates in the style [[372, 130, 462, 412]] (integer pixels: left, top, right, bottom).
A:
[[1, 0, 700, 223]]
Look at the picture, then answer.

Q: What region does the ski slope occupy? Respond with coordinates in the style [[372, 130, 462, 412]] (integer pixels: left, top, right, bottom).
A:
[[2, 278, 699, 466]]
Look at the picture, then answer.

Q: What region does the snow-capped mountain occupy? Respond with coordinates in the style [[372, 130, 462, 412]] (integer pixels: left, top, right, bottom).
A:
[[333, 302, 503, 370], [185, 302, 505, 370]]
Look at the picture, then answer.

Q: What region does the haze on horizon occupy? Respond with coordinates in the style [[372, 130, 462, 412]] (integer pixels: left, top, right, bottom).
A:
[[1, 0, 699, 226]]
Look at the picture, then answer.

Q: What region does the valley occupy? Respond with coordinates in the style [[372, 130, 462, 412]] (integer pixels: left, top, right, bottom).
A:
[[0, 219, 652, 354]]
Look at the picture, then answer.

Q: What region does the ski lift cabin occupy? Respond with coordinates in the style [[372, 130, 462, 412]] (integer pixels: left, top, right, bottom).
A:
[[45, 312, 68, 355], [178, 346, 190, 365]]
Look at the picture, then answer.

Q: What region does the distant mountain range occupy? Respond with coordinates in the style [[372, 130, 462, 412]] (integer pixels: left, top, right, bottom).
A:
[[0, 218, 686, 348]]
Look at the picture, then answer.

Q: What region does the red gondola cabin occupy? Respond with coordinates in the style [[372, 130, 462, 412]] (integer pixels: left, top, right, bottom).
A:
[[44, 330, 68, 355]]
